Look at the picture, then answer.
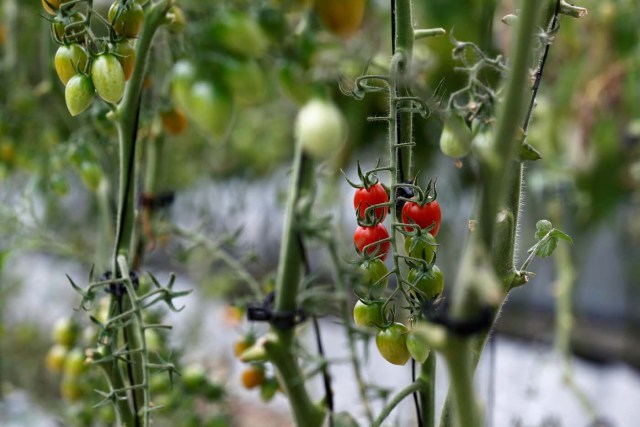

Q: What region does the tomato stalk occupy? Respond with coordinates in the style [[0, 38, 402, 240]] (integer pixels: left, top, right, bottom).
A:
[[266, 135, 325, 427], [437, 1, 557, 426], [108, 1, 173, 426]]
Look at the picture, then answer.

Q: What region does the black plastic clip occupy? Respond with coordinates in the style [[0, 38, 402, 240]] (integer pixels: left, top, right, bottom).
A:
[[424, 298, 494, 336], [246, 292, 307, 330], [101, 270, 139, 296]]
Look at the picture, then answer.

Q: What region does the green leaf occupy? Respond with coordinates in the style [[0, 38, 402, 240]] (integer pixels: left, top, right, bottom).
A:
[[534, 219, 553, 240], [550, 228, 573, 243], [533, 238, 558, 258], [519, 140, 542, 161]]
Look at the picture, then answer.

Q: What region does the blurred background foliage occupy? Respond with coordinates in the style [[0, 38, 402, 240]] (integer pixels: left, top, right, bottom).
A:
[[1, 0, 639, 425]]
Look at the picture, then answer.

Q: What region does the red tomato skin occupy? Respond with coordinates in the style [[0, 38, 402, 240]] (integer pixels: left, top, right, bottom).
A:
[[353, 183, 388, 222], [353, 224, 391, 260], [402, 200, 442, 236]]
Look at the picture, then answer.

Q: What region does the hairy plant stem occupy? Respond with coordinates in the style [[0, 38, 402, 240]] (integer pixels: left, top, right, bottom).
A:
[[442, 1, 543, 426], [419, 352, 436, 427], [108, 2, 171, 425], [267, 138, 324, 427]]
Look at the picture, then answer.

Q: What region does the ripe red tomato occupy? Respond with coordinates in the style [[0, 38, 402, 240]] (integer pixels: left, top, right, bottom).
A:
[[402, 200, 441, 236], [354, 182, 388, 222], [353, 224, 390, 260], [375, 323, 410, 366]]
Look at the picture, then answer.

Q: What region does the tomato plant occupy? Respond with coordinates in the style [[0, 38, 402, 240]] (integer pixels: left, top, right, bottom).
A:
[[91, 54, 125, 104], [65, 74, 94, 117], [407, 265, 444, 300], [54, 44, 88, 86], [402, 199, 442, 236], [375, 323, 410, 366], [353, 300, 384, 328], [354, 182, 389, 222], [353, 223, 391, 260], [109, 1, 145, 38]]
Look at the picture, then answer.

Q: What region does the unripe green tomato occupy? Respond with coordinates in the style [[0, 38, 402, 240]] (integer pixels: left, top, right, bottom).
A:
[[182, 364, 207, 392], [375, 323, 410, 366], [186, 80, 233, 139], [60, 376, 84, 401], [135, 0, 149, 5], [407, 265, 444, 300], [54, 44, 88, 86], [406, 331, 430, 363], [45, 344, 68, 374], [65, 74, 94, 117], [114, 40, 135, 81], [64, 348, 87, 377], [108, 2, 144, 38], [91, 54, 125, 104], [98, 405, 116, 424], [52, 317, 79, 347], [360, 258, 389, 288], [53, 12, 86, 43], [404, 233, 437, 263], [353, 300, 384, 328], [208, 10, 268, 58], [170, 60, 197, 111], [470, 126, 494, 159], [167, 5, 186, 33], [144, 328, 162, 352], [439, 114, 473, 158], [149, 372, 171, 394], [79, 161, 102, 191], [222, 58, 269, 107], [295, 98, 347, 158]]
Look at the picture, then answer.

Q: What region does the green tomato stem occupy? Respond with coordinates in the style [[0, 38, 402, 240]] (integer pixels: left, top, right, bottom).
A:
[[372, 381, 423, 427]]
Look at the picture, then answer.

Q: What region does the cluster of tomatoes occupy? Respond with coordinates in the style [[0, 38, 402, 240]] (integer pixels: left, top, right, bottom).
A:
[[45, 0, 148, 116], [351, 177, 444, 366], [46, 0, 186, 118], [233, 332, 281, 402], [168, 9, 274, 140]]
